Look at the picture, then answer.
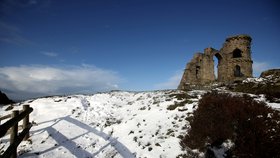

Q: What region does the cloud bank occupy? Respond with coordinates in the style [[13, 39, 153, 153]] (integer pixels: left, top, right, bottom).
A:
[[0, 65, 121, 100], [253, 61, 274, 77], [41, 51, 58, 57], [154, 71, 182, 90]]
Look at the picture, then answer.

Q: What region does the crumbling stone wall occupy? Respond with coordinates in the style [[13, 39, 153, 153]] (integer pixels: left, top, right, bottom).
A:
[[178, 34, 253, 89]]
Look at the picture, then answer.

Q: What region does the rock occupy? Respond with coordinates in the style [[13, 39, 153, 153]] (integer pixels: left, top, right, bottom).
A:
[[5, 105, 14, 111], [260, 69, 280, 78], [0, 91, 14, 105]]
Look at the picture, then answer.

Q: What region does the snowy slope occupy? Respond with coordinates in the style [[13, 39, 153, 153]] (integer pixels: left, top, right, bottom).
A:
[[1, 89, 279, 158], [0, 90, 205, 158]]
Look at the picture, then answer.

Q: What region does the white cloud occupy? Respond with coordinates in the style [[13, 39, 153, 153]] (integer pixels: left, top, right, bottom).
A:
[[0, 21, 33, 46], [41, 51, 58, 57], [0, 65, 122, 100], [154, 71, 183, 90], [253, 61, 273, 77]]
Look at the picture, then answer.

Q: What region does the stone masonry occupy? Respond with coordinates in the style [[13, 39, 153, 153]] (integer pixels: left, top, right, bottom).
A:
[[178, 34, 253, 89]]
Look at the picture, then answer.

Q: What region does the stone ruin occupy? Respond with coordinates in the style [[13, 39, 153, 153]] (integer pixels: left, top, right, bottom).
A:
[[178, 34, 253, 89]]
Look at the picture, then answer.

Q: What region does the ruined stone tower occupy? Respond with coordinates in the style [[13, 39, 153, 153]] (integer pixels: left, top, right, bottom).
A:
[[178, 34, 253, 89]]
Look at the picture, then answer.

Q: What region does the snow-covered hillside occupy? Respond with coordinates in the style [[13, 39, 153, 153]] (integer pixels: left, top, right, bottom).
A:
[[0, 90, 205, 158], [1, 89, 279, 158]]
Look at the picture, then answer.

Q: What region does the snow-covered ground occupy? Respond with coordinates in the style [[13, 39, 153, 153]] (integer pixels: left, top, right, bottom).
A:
[[0, 90, 205, 158], [1, 89, 279, 158]]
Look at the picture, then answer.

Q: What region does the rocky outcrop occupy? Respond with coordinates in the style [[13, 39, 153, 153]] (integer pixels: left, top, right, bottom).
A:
[[260, 69, 280, 78], [232, 70, 280, 103], [0, 91, 14, 105]]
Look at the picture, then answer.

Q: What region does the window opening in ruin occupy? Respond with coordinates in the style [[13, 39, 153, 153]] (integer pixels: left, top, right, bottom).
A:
[[232, 48, 242, 58], [234, 65, 242, 77], [214, 53, 222, 80], [213, 57, 218, 79], [196, 66, 200, 79]]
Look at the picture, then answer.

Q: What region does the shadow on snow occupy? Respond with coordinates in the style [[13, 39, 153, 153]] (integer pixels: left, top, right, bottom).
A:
[[20, 115, 135, 158]]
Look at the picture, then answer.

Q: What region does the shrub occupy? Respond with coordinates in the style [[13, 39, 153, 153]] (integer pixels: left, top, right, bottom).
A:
[[180, 91, 280, 158], [167, 92, 192, 110], [167, 100, 193, 110]]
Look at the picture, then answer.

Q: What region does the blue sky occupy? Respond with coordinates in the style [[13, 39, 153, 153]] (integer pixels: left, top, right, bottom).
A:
[[0, 0, 279, 100]]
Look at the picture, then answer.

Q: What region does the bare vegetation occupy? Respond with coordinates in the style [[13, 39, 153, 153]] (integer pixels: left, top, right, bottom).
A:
[[180, 91, 280, 158]]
